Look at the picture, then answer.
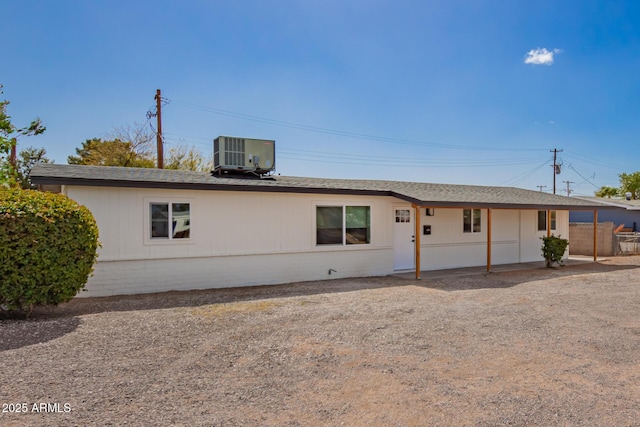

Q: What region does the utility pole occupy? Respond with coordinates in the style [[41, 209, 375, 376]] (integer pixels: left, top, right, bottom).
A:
[[563, 180, 574, 197], [550, 148, 563, 194], [537, 185, 547, 192], [155, 89, 163, 169]]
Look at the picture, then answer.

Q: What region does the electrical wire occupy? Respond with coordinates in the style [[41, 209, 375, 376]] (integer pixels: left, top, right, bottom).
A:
[[278, 154, 543, 169], [566, 163, 599, 189], [162, 130, 546, 168], [162, 128, 551, 172], [563, 150, 626, 171], [168, 100, 549, 152], [160, 99, 627, 188], [499, 157, 552, 187], [279, 148, 541, 168]]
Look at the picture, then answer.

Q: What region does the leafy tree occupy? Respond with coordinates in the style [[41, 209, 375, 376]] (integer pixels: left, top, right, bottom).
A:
[[105, 123, 211, 171], [619, 172, 640, 200], [68, 138, 155, 168], [14, 146, 51, 189], [68, 122, 156, 167], [595, 185, 620, 198], [165, 143, 213, 172], [594, 171, 640, 199], [108, 123, 156, 160], [0, 84, 46, 186], [68, 122, 211, 171]]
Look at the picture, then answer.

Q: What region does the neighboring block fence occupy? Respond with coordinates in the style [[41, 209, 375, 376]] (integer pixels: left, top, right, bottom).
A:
[[569, 222, 640, 256], [569, 222, 615, 257]]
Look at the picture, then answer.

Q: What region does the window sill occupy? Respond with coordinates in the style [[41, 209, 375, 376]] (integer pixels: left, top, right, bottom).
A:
[[144, 238, 196, 246]]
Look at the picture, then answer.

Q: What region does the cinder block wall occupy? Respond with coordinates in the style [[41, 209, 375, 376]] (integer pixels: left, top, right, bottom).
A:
[[569, 222, 615, 256]]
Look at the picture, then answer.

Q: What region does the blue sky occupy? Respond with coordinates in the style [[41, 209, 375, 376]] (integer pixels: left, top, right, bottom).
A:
[[2, 0, 640, 195]]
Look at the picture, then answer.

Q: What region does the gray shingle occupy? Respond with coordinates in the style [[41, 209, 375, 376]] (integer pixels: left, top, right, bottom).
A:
[[574, 196, 640, 210], [30, 163, 609, 210]]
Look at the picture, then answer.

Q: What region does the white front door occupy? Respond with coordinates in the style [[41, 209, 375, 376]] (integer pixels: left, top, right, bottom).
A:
[[393, 207, 415, 270]]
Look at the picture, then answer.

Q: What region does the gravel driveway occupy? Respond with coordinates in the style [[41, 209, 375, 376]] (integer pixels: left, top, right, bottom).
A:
[[2, 257, 640, 426]]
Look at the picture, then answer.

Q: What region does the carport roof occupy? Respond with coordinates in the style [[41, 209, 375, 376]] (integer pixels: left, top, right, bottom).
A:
[[31, 163, 611, 210]]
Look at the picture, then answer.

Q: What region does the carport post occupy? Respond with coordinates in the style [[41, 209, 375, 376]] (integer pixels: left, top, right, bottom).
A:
[[487, 208, 492, 272], [593, 209, 598, 261], [414, 204, 421, 280]]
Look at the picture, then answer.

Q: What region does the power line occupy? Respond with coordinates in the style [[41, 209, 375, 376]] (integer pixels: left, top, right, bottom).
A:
[[279, 147, 538, 166], [278, 153, 544, 169], [163, 131, 210, 141], [161, 98, 612, 187], [567, 164, 599, 189], [161, 131, 548, 168], [169, 100, 549, 152], [563, 150, 625, 170], [500, 157, 552, 187]]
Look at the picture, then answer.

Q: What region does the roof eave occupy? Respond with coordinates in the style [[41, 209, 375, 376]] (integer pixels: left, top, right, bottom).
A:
[[31, 175, 610, 211], [391, 193, 607, 210], [30, 175, 393, 198]]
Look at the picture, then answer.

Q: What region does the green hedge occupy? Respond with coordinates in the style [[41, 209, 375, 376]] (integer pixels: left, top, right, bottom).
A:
[[0, 188, 99, 315]]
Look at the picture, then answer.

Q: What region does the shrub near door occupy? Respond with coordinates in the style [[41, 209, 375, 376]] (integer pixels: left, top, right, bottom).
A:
[[0, 188, 99, 316], [541, 235, 569, 268]]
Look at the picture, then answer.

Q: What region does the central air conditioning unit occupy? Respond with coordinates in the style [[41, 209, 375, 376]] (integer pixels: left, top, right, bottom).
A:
[[213, 136, 276, 176]]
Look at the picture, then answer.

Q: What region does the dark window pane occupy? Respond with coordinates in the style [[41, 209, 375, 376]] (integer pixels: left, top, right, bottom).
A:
[[317, 228, 343, 244], [463, 209, 472, 233], [317, 207, 343, 244], [346, 206, 370, 244], [538, 210, 547, 231], [172, 203, 190, 238], [151, 203, 169, 238], [473, 209, 481, 233]]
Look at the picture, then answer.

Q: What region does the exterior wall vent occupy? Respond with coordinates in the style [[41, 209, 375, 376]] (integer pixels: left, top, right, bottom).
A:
[[213, 136, 275, 176]]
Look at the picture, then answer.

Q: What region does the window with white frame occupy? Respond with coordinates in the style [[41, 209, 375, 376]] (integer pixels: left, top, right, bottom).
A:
[[463, 209, 481, 233], [537, 210, 557, 231], [150, 202, 191, 239], [317, 206, 371, 245]]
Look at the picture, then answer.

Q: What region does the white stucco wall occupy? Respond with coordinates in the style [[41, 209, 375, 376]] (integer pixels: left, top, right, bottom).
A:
[[519, 209, 569, 262], [416, 207, 569, 270], [64, 185, 570, 297], [66, 186, 396, 297]]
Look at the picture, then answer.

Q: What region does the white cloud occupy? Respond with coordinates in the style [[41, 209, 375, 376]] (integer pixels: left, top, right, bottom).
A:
[[524, 48, 562, 65]]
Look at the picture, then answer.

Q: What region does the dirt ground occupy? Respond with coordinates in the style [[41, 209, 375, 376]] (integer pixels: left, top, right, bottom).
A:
[[1, 257, 640, 426]]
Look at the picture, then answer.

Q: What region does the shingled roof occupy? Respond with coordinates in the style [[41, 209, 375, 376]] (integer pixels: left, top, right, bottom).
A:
[[574, 196, 640, 210], [30, 163, 611, 210]]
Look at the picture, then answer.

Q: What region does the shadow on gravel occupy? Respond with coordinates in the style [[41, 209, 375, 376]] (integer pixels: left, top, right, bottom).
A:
[[18, 259, 640, 319], [0, 317, 81, 351], [416, 261, 640, 291], [22, 276, 403, 319]]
